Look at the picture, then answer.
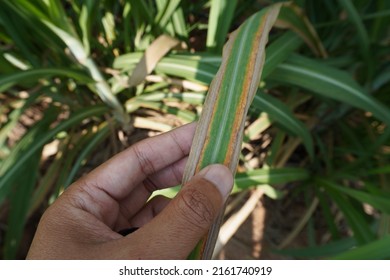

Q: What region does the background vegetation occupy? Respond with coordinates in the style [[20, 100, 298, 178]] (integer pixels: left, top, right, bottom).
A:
[[0, 0, 390, 259]]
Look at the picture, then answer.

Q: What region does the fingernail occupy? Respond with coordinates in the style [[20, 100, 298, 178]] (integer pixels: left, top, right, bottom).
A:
[[198, 164, 233, 200]]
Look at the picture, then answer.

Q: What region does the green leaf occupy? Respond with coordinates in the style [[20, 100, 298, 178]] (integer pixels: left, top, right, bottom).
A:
[[155, 0, 181, 28], [170, 2, 188, 40], [276, 238, 356, 259], [316, 188, 341, 239], [0, 68, 92, 92], [64, 124, 111, 187], [155, 0, 187, 39], [320, 179, 390, 214], [126, 100, 196, 122], [235, 167, 309, 188], [45, 21, 129, 125], [270, 54, 390, 126], [319, 178, 376, 244], [338, 0, 372, 80], [2, 110, 55, 259], [252, 92, 314, 159], [134, 91, 206, 105], [4, 150, 41, 259], [206, 0, 238, 52], [332, 236, 390, 260], [156, 57, 217, 85], [183, 4, 283, 259], [114, 31, 302, 85], [0, 105, 108, 203], [261, 31, 303, 78], [275, 2, 327, 57]]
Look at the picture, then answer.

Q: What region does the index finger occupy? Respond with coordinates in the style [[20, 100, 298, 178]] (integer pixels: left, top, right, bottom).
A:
[[77, 122, 196, 200]]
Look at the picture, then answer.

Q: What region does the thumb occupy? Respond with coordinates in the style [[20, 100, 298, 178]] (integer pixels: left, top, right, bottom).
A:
[[128, 164, 233, 259]]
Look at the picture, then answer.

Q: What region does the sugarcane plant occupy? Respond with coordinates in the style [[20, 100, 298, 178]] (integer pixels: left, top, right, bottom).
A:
[[1, 0, 390, 260]]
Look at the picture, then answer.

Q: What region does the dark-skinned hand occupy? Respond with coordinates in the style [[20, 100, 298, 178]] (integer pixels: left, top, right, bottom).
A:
[[27, 123, 233, 259]]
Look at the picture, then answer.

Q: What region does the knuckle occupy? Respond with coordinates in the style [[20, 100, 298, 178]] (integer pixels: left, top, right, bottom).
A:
[[132, 142, 156, 175], [176, 187, 216, 230]]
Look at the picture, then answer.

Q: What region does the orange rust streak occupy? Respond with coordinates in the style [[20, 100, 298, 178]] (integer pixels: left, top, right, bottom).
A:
[[194, 46, 234, 173], [224, 15, 268, 166]]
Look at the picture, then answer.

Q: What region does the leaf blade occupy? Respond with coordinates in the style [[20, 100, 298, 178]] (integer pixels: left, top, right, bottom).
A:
[[183, 4, 282, 259]]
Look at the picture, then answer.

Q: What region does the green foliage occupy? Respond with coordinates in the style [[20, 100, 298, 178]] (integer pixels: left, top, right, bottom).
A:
[[0, 0, 389, 259]]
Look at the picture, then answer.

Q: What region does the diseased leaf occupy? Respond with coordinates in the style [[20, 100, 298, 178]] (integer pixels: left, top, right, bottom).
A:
[[182, 4, 282, 259]]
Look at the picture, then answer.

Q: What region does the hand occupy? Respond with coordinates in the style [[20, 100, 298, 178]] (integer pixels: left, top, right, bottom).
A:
[[26, 123, 233, 259]]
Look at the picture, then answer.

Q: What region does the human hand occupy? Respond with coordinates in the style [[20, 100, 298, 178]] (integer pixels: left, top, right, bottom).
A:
[[26, 123, 233, 259]]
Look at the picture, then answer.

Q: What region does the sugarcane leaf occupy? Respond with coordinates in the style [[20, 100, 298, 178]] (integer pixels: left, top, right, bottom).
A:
[[3, 143, 41, 259], [261, 31, 303, 78], [276, 238, 356, 259], [270, 54, 390, 126], [252, 92, 314, 158], [338, 0, 372, 79], [63, 124, 111, 187], [316, 188, 341, 240], [235, 167, 309, 188], [319, 179, 376, 244], [0, 105, 108, 203], [113, 30, 302, 85], [320, 179, 390, 214], [155, 0, 181, 28], [126, 100, 196, 122], [0, 68, 92, 92], [206, 0, 238, 53], [332, 236, 390, 260], [44, 21, 129, 124], [169, 2, 188, 40], [183, 3, 282, 259], [275, 2, 327, 57]]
